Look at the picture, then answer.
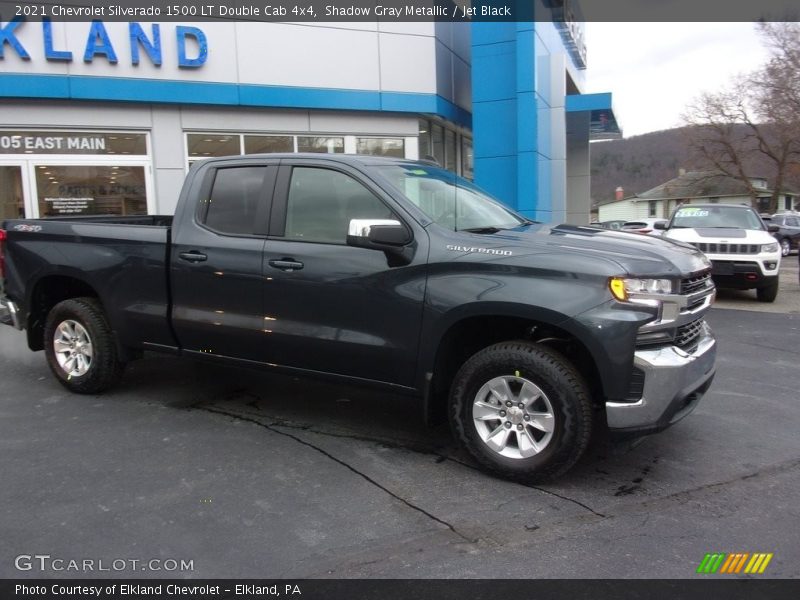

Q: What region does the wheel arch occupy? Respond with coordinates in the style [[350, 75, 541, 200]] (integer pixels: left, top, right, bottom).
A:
[[25, 272, 101, 352], [419, 303, 606, 425]]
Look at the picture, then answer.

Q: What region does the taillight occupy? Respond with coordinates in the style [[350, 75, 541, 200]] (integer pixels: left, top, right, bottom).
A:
[[639, 228, 652, 234], [0, 229, 6, 279]]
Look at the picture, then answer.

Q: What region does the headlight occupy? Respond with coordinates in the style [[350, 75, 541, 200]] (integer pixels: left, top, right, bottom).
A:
[[761, 243, 779, 253], [609, 277, 675, 301]]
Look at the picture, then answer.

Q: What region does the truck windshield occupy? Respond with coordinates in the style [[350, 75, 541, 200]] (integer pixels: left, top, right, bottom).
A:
[[374, 164, 527, 231], [670, 205, 765, 230]]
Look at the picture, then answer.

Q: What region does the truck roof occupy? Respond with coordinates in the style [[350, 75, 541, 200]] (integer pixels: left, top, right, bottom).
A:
[[195, 153, 440, 168]]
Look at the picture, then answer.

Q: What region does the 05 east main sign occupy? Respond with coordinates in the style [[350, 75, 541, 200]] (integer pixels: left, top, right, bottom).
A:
[[0, 19, 208, 68]]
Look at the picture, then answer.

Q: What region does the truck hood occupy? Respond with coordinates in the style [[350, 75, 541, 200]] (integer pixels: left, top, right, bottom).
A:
[[443, 223, 711, 277]]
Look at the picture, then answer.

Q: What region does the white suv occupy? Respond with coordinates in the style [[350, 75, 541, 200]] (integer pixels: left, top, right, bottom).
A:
[[659, 204, 781, 302]]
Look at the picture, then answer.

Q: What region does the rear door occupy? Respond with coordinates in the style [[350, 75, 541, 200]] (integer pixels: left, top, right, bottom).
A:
[[170, 159, 277, 360], [259, 159, 428, 387]]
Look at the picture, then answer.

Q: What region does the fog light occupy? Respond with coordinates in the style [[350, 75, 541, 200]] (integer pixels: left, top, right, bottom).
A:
[[765, 262, 777, 270]]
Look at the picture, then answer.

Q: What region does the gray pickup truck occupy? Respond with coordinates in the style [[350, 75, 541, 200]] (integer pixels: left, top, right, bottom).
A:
[[0, 154, 717, 480]]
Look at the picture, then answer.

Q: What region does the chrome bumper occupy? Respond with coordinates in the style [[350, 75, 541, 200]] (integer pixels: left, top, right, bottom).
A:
[[606, 321, 716, 432], [0, 297, 22, 330]]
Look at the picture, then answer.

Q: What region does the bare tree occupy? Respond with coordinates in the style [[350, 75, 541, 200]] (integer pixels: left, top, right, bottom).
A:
[[683, 23, 800, 213]]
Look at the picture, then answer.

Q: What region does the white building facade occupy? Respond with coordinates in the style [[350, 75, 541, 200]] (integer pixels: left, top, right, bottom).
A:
[[1, 20, 472, 219], [1, 7, 616, 223]]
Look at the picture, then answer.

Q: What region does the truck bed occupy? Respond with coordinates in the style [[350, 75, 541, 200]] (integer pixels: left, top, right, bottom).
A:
[[1, 216, 176, 351]]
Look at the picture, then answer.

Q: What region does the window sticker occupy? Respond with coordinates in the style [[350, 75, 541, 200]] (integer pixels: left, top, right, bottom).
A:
[[676, 207, 709, 218]]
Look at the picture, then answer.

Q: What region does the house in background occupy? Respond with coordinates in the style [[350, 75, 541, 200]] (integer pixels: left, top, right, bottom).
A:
[[597, 170, 798, 222]]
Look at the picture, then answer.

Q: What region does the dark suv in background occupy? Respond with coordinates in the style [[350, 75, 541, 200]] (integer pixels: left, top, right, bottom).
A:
[[764, 213, 800, 256]]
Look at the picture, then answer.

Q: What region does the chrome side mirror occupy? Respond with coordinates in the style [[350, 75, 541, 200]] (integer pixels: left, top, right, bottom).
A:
[[347, 219, 411, 247]]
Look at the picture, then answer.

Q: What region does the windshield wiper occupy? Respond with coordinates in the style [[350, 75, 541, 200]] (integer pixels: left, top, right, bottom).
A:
[[460, 226, 503, 233]]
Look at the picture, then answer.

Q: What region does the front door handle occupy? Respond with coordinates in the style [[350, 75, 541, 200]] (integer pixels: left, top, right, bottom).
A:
[[179, 251, 208, 263], [268, 258, 304, 271]]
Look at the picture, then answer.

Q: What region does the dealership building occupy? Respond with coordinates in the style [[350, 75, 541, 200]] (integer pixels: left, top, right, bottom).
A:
[[0, 13, 618, 223]]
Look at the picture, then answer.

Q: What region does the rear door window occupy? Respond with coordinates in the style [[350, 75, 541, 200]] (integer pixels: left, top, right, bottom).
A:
[[203, 166, 270, 235]]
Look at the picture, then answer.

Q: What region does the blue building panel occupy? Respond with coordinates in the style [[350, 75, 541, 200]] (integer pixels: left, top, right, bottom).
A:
[[0, 73, 472, 128], [470, 21, 517, 46], [475, 155, 517, 207], [471, 99, 517, 158], [535, 154, 554, 221], [471, 41, 516, 103], [515, 29, 536, 94], [515, 150, 539, 215], [516, 91, 538, 154]]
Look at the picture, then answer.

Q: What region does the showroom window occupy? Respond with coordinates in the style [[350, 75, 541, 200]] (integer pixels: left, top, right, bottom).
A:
[[187, 134, 241, 167], [297, 136, 344, 154], [461, 137, 474, 180], [244, 135, 294, 154], [418, 119, 432, 158], [444, 129, 457, 172], [356, 138, 405, 157], [431, 124, 445, 167], [36, 165, 147, 217], [1, 130, 151, 218], [417, 119, 472, 178], [186, 131, 411, 169]]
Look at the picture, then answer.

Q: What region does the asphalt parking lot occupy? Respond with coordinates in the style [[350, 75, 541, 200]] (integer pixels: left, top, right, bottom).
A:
[[1, 261, 798, 579]]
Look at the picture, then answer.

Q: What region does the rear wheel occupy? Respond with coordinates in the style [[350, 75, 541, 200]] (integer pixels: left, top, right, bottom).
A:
[[449, 341, 592, 482], [780, 238, 791, 257], [44, 297, 124, 393], [756, 279, 779, 303]]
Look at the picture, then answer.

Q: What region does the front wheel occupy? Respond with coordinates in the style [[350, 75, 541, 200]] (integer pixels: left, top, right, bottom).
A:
[[780, 238, 791, 257], [449, 341, 592, 482], [756, 279, 779, 303], [44, 297, 124, 393]]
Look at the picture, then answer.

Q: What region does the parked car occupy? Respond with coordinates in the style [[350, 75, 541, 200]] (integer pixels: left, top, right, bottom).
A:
[[764, 213, 800, 256], [621, 219, 668, 236], [596, 220, 626, 230], [659, 203, 781, 302], [1, 154, 717, 482]]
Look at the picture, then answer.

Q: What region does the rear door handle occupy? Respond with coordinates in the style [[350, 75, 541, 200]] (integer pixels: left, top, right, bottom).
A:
[[268, 258, 304, 271], [179, 251, 208, 263]]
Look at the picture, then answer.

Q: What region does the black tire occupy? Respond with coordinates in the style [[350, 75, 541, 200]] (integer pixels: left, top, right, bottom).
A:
[[756, 279, 779, 303], [449, 341, 592, 482], [779, 238, 791, 257], [44, 297, 124, 393]]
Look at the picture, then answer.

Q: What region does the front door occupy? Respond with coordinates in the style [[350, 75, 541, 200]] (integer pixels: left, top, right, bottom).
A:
[[261, 161, 428, 387]]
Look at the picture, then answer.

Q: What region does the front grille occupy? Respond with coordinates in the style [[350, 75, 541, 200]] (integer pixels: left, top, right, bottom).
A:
[[680, 270, 712, 295], [691, 242, 759, 255], [675, 318, 705, 351]]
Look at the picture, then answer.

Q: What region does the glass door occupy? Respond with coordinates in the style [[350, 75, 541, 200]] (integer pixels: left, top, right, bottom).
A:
[[0, 163, 26, 221]]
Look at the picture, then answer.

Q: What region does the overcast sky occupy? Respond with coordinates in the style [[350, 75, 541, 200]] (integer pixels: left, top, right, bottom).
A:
[[585, 23, 771, 138]]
